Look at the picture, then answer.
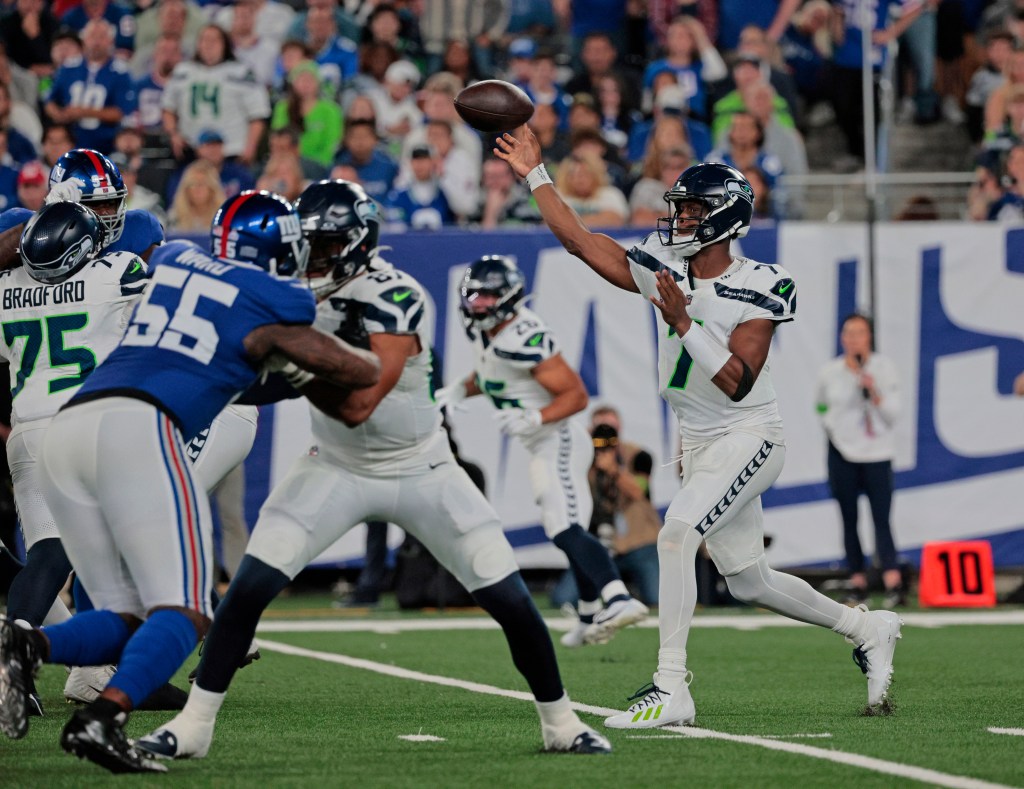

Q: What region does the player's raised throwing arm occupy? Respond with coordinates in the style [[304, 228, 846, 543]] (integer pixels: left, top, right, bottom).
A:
[[245, 324, 381, 390], [494, 126, 638, 293]]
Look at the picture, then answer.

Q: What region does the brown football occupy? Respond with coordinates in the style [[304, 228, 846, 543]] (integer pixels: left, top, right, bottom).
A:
[[454, 80, 535, 133]]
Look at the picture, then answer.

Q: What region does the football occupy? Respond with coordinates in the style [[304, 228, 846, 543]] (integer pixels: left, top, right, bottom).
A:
[[454, 80, 535, 133]]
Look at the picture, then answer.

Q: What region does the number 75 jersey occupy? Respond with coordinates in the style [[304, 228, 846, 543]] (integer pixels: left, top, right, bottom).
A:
[[0, 250, 149, 427]]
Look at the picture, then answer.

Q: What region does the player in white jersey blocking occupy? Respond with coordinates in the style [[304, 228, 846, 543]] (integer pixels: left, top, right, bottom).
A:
[[136, 181, 611, 760], [494, 129, 903, 724], [438, 255, 647, 646]]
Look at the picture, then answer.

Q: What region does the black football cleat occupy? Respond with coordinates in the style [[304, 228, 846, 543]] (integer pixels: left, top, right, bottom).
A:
[[137, 682, 188, 711], [565, 731, 613, 754], [60, 707, 168, 774], [0, 615, 41, 739]]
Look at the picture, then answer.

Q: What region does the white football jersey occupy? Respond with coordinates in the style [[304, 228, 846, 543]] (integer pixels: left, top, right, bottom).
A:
[[469, 305, 563, 450], [161, 61, 271, 157], [309, 260, 442, 469], [627, 234, 795, 446], [0, 251, 148, 426]]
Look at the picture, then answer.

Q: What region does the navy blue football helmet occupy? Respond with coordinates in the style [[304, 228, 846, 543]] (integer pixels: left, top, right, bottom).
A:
[[210, 191, 310, 277], [294, 180, 381, 299], [20, 202, 104, 284], [48, 148, 128, 245], [658, 162, 753, 254], [460, 255, 525, 332]]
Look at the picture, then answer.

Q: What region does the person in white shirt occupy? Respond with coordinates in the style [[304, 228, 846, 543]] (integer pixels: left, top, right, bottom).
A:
[[816, 313, 903, 607]]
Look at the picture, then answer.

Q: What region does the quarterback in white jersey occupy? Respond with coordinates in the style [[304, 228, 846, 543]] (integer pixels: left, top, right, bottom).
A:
[[495, 132, 903, 724], [439, 255, 647, 647], [139, 181, 611, 760]]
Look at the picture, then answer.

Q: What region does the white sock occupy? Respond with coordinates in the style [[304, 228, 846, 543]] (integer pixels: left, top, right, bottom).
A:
[[601, 580, 629, 602], [180, 685, 226, 726], [42, 597, 72, 626], [655, 648, 688, 692], [831, 604, 870, 644], [534, 693, 581, 731]]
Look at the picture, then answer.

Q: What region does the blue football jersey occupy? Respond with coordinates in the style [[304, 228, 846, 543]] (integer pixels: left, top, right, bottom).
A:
[[72, 240, 316, 439], [0, 208, 162, 255], [46, 57, 134, 153]]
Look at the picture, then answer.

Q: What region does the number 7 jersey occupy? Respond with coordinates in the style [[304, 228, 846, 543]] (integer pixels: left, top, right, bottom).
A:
[[627, 236, 796, 446], [0, 250, 149, 427]]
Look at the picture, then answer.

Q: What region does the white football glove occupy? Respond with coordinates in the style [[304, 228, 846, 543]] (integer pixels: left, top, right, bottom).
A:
[[493, 407, 542, 437], [435, 381, 469, 411], [44, 179, 84, 205], [262, 353, 315, 387]]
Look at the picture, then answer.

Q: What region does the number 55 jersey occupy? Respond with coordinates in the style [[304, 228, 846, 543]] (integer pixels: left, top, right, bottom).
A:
[[0, 250, 149, 428], [73, 239, 316, 440]]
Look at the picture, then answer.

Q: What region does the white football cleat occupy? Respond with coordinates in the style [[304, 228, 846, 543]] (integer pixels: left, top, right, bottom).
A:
[[64, 665, 116, 704], [583, 598, 648, 645], [134, 716, 213, 760], [542, 724, 612, 754], [604, 677, 696, 729], [852, 607, 903, 707]]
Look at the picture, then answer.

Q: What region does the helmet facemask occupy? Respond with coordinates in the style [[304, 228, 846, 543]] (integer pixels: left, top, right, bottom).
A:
[[304, 223, 372, 300], [81, 191, 128, 245]]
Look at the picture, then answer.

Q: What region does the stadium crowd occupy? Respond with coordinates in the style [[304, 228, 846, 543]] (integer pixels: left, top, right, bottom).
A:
[[1, 0, 1023, 228]]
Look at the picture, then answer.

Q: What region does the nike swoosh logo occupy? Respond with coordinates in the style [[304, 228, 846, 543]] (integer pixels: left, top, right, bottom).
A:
[[528, 335, 542, 346], [392, 290, 413, 303], [129, 261, 142, 274], [779, 282, 792, 294], [428, 461, 447, 469]]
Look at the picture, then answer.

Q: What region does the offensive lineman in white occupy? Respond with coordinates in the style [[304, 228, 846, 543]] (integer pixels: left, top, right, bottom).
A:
[[495, 128, 903, 726], [137, 180, 611, 759], [439, 255, 647, 646]]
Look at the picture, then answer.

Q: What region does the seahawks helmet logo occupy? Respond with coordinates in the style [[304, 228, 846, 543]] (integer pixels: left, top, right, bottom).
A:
[[725, 178, 754, 204]]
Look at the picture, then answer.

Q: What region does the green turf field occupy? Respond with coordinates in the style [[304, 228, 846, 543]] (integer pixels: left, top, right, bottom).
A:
[[4, 597, 1024, 789]]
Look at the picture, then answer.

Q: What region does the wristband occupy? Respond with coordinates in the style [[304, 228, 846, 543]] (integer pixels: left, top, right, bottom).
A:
[[681, 321, 731, 378], [280, 361, 315, 388], [525, 164, 553, 191]]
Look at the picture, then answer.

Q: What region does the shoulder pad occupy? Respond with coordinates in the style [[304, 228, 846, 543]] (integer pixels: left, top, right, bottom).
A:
[[349, 269, 426, 335]]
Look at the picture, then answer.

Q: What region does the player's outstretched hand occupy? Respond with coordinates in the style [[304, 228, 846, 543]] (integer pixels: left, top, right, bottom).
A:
[[494, 407, 542, 437], [44, 179, 83, 205], [650, 269, 692, 335], [494, 126, 542, 179], [435, 382, 468, 412]]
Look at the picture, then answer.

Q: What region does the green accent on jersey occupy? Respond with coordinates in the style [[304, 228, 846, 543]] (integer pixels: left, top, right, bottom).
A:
[[667, 319, 704, 391], [816, 403, 828, 414], [482, 379, 521, 410], [391, 289, 413, 303], [129, 261, 142, 275], [778, 281, 793, 294], [190, 83, 220, 116], [2, 312, 96, 398], [527, 332, 544, 347]]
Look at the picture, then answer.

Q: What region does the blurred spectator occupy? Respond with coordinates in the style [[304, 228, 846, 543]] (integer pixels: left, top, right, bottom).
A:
[[557, 0, 627, 55], [131, 0, 203, 74], [565, 32, 641, 115], [0, 132, 19, 210], [505, 0, 555, 40], [635, 112, 696, 185], [530, 101, 571, 164], [894, 194, 940, 220], [399, 72, 482, 189], [711, 53, 795, 142], [370, 60, 423, 153], [332, 118, 398, 203], [44, 19, 132, 155], [14, 160, 46, 211], [212, 0, 295, 52], [384, 143, 455, 229], [476, 155, 541, 227], [717, 0, 800, 51], [987, 83, 1024, 151], [344, 41, 398, 106], [271, 60, 343, 167], [303, 5, 359, 95], [627, 80, 713, 162], [419, 0, 508, 77], [503, 36, 535, 90], [442, 38, 483, 85], [649, 0, 717, 50], [569, 126, 629, 192], [966, 30, 1015, 143], [779, 0, 832, 115], [167, 159, 226, 233], [60, 0, 135, 58], [268, 125, 329, 181], [985, 47, 1024, 139], [742, 80, 808, 217], [255, 151, 306, 201], [594, 73, 637, 155], [227, 0, 280, 87], [287, 0, 361, 46], [40, 124, 74, 168], [425, 118, 480, 219], [162, 24, 271, 165], [127, 33, 183, 132], [165, 129, 257, 204], [708, 112, 784, 195], [896, 0, 941, 124], [642, 16, 727, 122], [0, 0, 59, 77], [555, 152, 628, 227], [830, 0, 925, 165], [109, 151, 167, 225], [734, 24, 802, 125], [361, 3, 424, 65], [987, 143, 1024, 222], [274, 39, 312, 92], [744, 165, 776, 220], [629, 144, 692, 226], [0, 41, 39, 107], [567, 91, 602, 133], [0, 83, 37, 164], [523, 48, 571, 127], [966, 153, 1005, 220], [111, 126, 144, 173]]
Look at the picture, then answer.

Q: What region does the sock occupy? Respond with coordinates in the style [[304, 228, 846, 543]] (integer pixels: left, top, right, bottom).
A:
[[179, 684, 226, 725], [107, 609, 199, 708], [552, 525, 620, 603], [41, 610, 131, 666], [654, 648, 688, 692], [535, 693, 581, 732], [72, 575, 94, 613], [42, 596, 72, 626], [5, 538, 72, 626], [472, 573, 563, 702], [577, 598, 601, 625], [196, 555, 290, 693], [832, 604, 871, 644], [600, 579, 630, 604]]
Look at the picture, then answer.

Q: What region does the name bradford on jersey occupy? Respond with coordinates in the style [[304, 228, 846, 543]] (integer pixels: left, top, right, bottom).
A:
[[2, 280, 86, 310]]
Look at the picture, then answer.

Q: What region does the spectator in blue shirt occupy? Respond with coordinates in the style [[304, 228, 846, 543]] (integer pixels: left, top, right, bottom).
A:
[[332, 118, 399, 203], [126, 33, 183, 132], [305, 5, 358, 95], [642, 16, 727, 122], [165, 128, 257, 204], [385, 143, 454, 229], [61, 0, 136, 56]]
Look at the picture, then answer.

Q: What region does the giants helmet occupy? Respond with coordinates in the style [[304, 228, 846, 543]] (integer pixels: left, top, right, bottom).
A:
[[48, 149, 128, 245], [459, 255, 525, 332], [293, 180, 381, 299], [210, 191, 310, 277], [658, 162, 754, 255], [20, 202, 104, 284]]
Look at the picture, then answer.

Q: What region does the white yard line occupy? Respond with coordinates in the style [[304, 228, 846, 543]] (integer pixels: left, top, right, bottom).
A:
[[988, 728, 1024, 737], [257, 609, 1024, 635], [256, 638, 1019, 789]]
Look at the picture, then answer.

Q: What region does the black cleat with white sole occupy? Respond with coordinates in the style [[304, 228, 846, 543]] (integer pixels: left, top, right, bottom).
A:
[[61, 707, 168, 774], [565, 731, 612, 754], [0, 615, 41, 739]]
